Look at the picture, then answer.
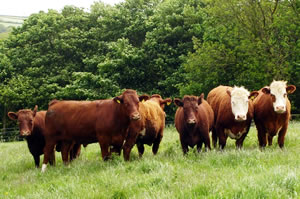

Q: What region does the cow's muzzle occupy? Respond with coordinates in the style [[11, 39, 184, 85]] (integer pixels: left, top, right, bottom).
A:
[[131, 113, 141, 121]]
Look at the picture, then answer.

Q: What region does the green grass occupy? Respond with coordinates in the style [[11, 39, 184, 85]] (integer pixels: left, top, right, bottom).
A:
[[1, 121, 300, 198]]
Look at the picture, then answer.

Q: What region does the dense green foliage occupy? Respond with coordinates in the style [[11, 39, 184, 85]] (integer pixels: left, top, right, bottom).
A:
[[1, 123, 300, 198], [0, 0, 299, 128]]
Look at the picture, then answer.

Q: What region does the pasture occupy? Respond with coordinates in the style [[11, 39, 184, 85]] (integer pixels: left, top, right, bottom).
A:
[[0, 122, 300, 199]]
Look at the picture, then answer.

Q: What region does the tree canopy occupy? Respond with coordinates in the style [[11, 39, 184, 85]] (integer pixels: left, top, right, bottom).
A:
[[0, 0, 299, 128]]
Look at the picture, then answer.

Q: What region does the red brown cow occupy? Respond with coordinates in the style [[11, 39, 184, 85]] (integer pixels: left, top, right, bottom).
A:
[[42, 89, 149, 172], [253, 80, 296, 148], [129, 94, 172, 157], [7, 106, 55, 168], [207, 86, 259, 149], [174, 94, 214, 154]]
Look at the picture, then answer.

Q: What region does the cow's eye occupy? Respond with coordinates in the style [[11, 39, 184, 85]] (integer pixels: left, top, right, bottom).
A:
[[283, 93, 287, 97]]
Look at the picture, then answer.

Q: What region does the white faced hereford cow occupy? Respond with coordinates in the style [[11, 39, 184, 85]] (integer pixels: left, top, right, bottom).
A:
[[207, 86, 258, 149], [253, 80, 296, 148]]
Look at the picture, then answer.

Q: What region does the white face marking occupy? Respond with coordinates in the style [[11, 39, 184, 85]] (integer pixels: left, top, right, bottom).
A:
[[41, 164, 47, 173], [230, 87, 250, 121], [225, 128, 247, 139], [270, 81, 287, 113]]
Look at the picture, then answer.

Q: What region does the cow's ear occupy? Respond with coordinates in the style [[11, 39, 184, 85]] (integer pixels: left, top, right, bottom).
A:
[[113, 96, 123, 104], [249, 91, 259, 100], [174, 98, 183, 107], [160, 98, 172, 106], [262, 87, 270, 94], [226, 89, 231, 97], [33, 105, 38, 117], [286, 85, 296, 94], [8, 112, 18, 120], [198, 93, 204, 105], [139, 95, 150, 102]]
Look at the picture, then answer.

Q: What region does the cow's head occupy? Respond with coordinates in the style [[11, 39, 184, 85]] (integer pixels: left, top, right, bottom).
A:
[[227, 87, 257, 122], [174, 94, 204, 126], [262, 80, 296, 114], [113, 89, 149, 121], [7, 105, 38, 137], [149, 94, 172, 110]]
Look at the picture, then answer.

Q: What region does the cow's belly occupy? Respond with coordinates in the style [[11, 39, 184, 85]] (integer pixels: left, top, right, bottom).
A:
[[224, 128, 247, 140], [267, 126, 282, 136]]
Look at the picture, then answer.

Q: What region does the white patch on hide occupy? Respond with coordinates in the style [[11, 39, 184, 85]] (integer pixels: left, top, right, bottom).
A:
[[225, 128, 247, 139], [139, 128, 146, 136]]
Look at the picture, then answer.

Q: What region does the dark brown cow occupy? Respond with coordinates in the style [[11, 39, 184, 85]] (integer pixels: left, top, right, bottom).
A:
[[7, 106, 55, 168], [174, 94, 214, 154], [42, 89, 149, 172], [129, 94, 172, 157], [207, 86, 259, 149], [253, 80, 296, 148]]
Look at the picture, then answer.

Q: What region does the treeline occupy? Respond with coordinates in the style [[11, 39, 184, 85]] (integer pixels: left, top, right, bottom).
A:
[[0, 0, 299, 129]]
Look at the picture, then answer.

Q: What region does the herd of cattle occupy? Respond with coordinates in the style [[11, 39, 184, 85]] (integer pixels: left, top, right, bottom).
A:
[[7, 80, 296, 172]]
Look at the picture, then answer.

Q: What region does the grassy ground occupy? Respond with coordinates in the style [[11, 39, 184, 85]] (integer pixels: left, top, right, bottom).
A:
[[0, 121, 299, 199]]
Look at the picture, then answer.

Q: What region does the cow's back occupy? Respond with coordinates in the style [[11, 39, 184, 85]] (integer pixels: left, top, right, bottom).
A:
[[142, 100, 165, 131], [45, 99, 130, 143], [207, 86, 232, 125]]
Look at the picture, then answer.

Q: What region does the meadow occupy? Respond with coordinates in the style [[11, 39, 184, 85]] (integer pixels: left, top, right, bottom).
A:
[[0, 122, 300, 199]]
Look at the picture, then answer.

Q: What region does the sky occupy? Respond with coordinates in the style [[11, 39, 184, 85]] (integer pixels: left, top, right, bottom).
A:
[[0, 0, 124, 17]]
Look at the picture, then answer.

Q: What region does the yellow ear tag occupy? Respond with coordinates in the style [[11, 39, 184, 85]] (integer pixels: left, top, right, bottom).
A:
[[142, 99, 145, 103], [116, 100, 121, 104], [167, 101, 171, 106], [251, 96, 255, 100]]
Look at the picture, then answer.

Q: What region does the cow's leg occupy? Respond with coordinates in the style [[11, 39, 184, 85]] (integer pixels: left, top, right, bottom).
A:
[[180, 139, 189, 155], [202, 131, 211, 151], [137, 142, 145, 158], [98, 136, 111, 161], [212, 127, 218, 148], [70, 143, 81, 161], [61, 142, 72, 164], [33, 155, 40, 168], [123, 129, 139, 161], [256, 124, 267, 149], [42, 140, 56, 172], [278, 125, 288, 148], [49, 149, 55, 166], [197, 141, 203, 153], [152, 131, 163, 155], [236, 133, 247, 149], [218, 127, 227, 150], [267, 134, 273, 146]]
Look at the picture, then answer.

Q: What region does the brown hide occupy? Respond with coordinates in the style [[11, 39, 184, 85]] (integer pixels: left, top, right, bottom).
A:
[[7, 109, 55, 168], [207, 86, 255, 149], [253, 85, 295, 148], [174, 95, 214, 154], [43, 89, 147, 168], [129, 95, 168, 157]]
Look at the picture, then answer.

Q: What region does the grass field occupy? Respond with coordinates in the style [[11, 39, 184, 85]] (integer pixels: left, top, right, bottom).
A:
[[0, 121, 299, 199]]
